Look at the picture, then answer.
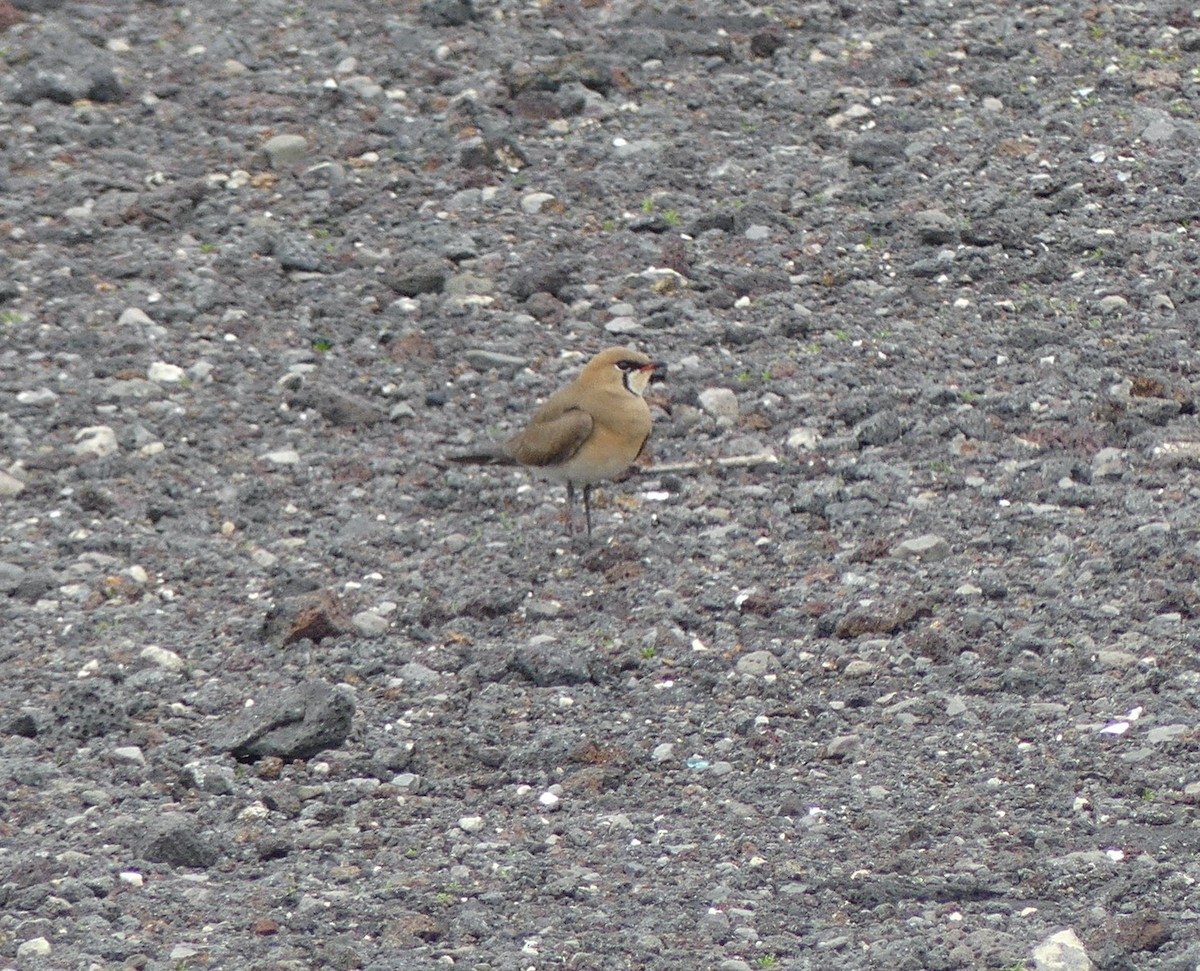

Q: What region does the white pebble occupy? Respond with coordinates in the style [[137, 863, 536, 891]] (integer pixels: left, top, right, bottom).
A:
[[119, 870, 144, 888], [148, 361, 186, 383], [259, 448, 300, 465], [117, 307, 155, 327], [458, 815, 485, 833], [112, 746, 145, 765], [520, 191, 556, 214], [16, 388, 58, 406]]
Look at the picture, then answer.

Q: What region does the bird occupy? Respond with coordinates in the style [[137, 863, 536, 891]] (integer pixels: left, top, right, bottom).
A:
[[449, 347, 667, 539]]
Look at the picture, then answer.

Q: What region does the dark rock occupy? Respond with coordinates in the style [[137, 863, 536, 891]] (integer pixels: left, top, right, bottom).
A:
[[749, 30, 787, 58], [509, 262, 573, 301], [512, 642, 596, 687], [214, 679, 356, 762], [47, 681, 132, 744], [384, 258, 448, 297], [140, 815, 221, 868], [261, 590, 354, 647], [420, 0, 473, 27], [688, 212, 737, 235], [848, 135, 907, 170], [3, 711, 38, 737]]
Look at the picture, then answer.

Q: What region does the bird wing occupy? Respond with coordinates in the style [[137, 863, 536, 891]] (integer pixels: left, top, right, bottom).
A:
[[505, 407, 593, 469]]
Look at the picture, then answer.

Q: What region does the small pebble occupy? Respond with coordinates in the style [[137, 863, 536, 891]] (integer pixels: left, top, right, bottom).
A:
[[117, 307, 155, 327], [16, 938, 51, 959], [352, 611, 390, 637], [520, 191, 556, 214], [458, 815, 485, 833], [259, 448, 301, 465], [842, 659, 876, 678], [16, 388, 58, 406], [148, 361, 186, 383], [112, 746, 146, 765], [0, 470, 25, 497], [893, 534, 951, 561], [72, 426, 119, 458], [698, 387, 739, 422], [141, 645, 185, 671]]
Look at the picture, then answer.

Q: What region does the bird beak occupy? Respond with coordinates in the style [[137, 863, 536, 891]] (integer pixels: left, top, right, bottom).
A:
[[643, 361, 667, 385]]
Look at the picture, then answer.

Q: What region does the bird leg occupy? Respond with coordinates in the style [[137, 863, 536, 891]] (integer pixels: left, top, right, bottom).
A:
[[565, 481, 577, 535], [564, 482, 593, 539]]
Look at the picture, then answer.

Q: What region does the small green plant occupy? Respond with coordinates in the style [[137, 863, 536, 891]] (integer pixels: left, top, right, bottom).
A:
[[735, 370, 753, 383], [199, 241, 218, 254], [755, 956, 779, 969], [640, 646, 656, 660], [312, 337, 334, 352], [641, 197, 656, 214], [960, 390, 979, 403], [663, 209, 682, 226], [1001, 962, 1028, 971]]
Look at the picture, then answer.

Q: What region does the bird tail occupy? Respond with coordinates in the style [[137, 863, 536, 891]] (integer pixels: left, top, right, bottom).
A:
[[446, 446, 515, 466]]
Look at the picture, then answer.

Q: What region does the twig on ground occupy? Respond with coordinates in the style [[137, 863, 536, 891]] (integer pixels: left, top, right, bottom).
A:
[[641, 452, 780, 475]]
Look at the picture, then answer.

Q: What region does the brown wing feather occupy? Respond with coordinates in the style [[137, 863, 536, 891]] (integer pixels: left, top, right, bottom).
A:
[[505, 407, 593, 469]]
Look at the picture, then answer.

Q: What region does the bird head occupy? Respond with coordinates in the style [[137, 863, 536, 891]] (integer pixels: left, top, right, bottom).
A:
[[586, 347, 668, 396]]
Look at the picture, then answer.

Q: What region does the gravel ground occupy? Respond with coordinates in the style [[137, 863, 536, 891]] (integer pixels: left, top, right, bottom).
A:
[[3, 1, 1200, 969]]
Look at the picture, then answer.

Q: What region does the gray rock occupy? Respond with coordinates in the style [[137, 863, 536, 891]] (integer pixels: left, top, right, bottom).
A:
[[0, 560, 27, 592], [464, 349, 527, 372], [912, 209, 958, 245], [180, 760, 236, 795], [853, 411, 904, 447], [893, 534, 952, 561], [262, 133, 309, 169], [698, 387, 738, 422], [1029, 928, 1092, 971], [214, 680, 356, 761], [735, 650, 777, 676]]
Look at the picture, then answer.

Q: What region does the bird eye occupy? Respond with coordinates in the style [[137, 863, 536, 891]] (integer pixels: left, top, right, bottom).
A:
[[616, 360, 640, 372]]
